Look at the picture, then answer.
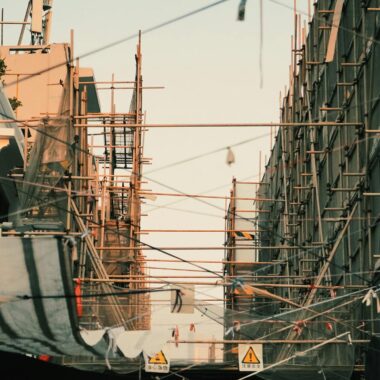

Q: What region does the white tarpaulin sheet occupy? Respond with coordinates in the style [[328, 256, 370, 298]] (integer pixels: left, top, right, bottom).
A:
[[0, 237, 170, 364], [0, 237, 110, 357]]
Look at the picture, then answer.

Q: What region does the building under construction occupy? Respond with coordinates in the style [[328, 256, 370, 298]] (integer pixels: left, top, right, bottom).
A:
[[0, 1, 380, 379], [225, 1, 380, 379], [0, 0, 152, 372]]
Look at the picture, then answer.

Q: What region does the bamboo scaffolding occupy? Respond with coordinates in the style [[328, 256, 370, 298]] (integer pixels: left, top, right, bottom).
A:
[[70, 199, 127, 326], [4, 3, 377, 370]]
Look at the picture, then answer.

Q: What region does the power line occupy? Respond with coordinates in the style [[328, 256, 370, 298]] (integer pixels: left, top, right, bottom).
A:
[[0, 134, 376, 370], [0, 175, 225, 281], [6, 287, 177, 301], [0, 111, 373, 286], [145, 131, 271, 175], [2, 165, 371, 311], [4, 0, 232, 88], [0, 2, 378, 372], [268, 0, 380, 48], [0, 127, 371, 292], [0, 167, 372, 287]]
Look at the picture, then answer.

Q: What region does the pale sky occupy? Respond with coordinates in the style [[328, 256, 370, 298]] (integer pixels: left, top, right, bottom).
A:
[[2, 0, 310, 361]]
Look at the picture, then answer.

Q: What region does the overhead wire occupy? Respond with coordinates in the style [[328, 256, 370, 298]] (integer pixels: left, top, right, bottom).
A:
[[162, 294, 367, 380], [2, 0, 377, 95], [142, 179, 373, 286], [4, 0, 233, 89], [0, 116, 375, 291], [0, 168, 373, 326], [0, 175, 229, 309], [152, 1, 379, 375], [0, 136, 377, 379], [0, 173, 374, 333], [143, 202, 224, 219], [143, 127, 379, 214], [0, 3, 378, 374], [268, 0, 380, 47], [144, 132, 380, 286], [2, 287, 178, 302], [235, 331, 352, 380], [143, 172, 259, 214], [0, 1, 378, 330], [0, 113, 375, 285], [145, 131, 271, 175]]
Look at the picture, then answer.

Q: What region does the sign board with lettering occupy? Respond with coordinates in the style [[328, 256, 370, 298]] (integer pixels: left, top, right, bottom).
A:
[[144, 347, 170, 373], [238, 344, 264, 372]]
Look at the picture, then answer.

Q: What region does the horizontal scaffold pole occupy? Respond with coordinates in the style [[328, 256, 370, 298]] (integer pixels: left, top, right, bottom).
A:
[[168, 339, 369, 344], [81, 278, 366, 288], [97, 245, 321, 250], [72, 122, 362, 128]]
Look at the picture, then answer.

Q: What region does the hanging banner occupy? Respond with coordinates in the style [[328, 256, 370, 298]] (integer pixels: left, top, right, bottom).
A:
[[238, 344, 264, 372], [144, 346, 170, 373]]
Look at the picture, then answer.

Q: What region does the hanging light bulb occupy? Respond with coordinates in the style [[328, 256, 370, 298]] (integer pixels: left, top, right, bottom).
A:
[[226, 147, 235, 166]]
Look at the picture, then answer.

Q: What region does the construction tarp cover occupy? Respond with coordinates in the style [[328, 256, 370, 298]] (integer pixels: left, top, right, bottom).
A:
[[0, 237, 110, 357]]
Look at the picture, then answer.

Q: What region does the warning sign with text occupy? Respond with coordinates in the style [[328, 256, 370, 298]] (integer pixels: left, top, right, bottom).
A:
[[238, 344, 264, 372], [144, 347, 170, 373]]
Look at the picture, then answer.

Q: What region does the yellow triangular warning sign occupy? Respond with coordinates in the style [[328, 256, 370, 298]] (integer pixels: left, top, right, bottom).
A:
[[148, 351, 168, 365], [242, 347, 260, 364]]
